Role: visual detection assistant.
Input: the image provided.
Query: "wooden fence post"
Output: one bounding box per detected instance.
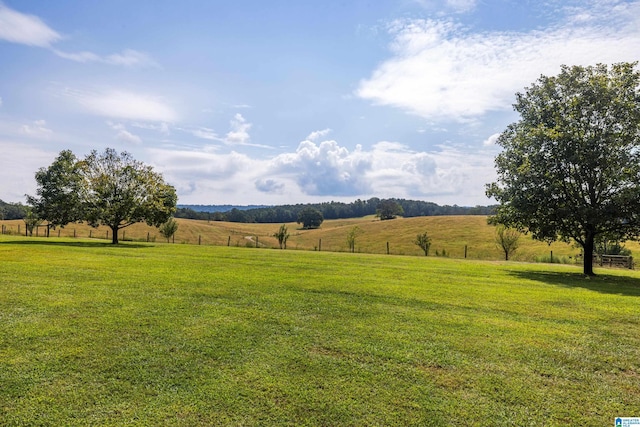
[387,242,390,255]
[228,236,231,246]
[465,245,468,259]
[319,239,322,251]
[199,235,201,245]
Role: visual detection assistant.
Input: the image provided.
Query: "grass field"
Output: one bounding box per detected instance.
[3,214,624,263]
[1,235,639,425]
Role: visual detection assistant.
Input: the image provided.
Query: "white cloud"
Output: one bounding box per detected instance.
[357,0,640,121]
[68,89,178,122]
[53,48,157,68]
[225,113,252,146]
[270,139,373,197]
[0,4,61,47]
[108,122,142,144]
[0,5,156,68]
[20,119,53,138]
[483,133,500,146]
[307,128,332,141]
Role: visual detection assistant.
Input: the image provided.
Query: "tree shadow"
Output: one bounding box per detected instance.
[0,239,151,249]
[508,270,640,297]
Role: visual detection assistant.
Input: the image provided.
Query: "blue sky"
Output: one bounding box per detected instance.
[1,0,639,206]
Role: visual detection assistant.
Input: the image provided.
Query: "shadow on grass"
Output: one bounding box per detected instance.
[509,270,640,297]
[0,239,151,249]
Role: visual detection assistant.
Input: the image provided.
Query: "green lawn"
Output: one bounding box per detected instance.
[1,236,639,425]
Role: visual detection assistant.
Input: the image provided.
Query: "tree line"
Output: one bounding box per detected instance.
[175,198,495,223]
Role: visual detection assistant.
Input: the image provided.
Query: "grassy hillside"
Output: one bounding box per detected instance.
[3,214,640,263]
[1,237,639,425]
[0,216,569,261]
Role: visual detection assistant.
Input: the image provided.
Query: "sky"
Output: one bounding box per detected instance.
[0,0,639,206]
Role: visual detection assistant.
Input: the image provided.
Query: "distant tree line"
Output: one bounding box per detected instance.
[0,200,28,220]
[175,198,495,223]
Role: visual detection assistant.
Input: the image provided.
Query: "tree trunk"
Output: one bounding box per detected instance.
[583,231,595,276]
[111,226,119,244]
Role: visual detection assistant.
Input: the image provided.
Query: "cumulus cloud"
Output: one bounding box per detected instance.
[357,0,640,121]
[146,135,498,205]
[68,89,177,122]
[0,4,61,47]
[270,139,373,196]
[307,128,332,141]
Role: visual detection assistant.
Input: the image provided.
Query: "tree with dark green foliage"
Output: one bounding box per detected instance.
[414,231,432,256]
[376,199,404,220]
[29,148,177,244]
[297,207,323,229]
[486,62,640,275]
[83,149,177,244]
[27,150,85,234]
[159,218,179,243]
[273,224,290,249]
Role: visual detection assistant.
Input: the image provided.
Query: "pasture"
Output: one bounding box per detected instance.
[1,215,619,262]
[1,235,639,425]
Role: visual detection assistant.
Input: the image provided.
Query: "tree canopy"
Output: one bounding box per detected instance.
[29,148,177,244]
[376,199,404,220]
[297,207,324,229]
[486,62,640,275]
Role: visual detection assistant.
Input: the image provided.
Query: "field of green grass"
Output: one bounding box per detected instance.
[1,235,639,425]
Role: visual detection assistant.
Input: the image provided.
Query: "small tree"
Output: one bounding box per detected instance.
[346,226,362,253]
[159,218,179,243]
[376,199,404,220]
[297,207,323,229]
[414,231,432,256]
[495,225,520,261]
[273,224,290,249]
[23,208,42,236]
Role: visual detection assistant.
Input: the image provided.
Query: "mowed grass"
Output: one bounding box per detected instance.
[1,236,640,425]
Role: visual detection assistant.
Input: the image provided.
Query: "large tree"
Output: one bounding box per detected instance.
[83,149,177,244]
[27,150,85,234]
[29,148,177,244]
[486,62,640,275]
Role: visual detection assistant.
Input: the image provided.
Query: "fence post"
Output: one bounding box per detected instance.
[319,239,322,251]
[74,229,76,238]
[147,232,150,242]
[550,250,553,263]
[199,235,201,245]
[387,242,390,255]
[464,245,468,258]
[58,229,61,238]
[228,236,231,247]
[106,230,109,240]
